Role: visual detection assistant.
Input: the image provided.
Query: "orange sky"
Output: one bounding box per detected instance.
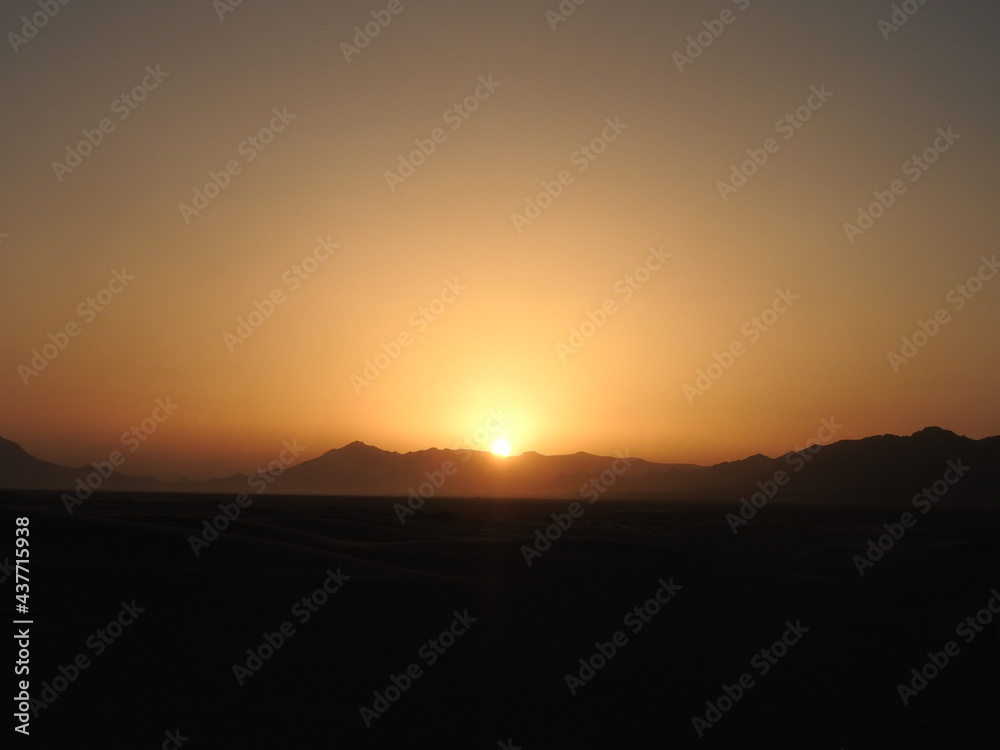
[2,0,998,480]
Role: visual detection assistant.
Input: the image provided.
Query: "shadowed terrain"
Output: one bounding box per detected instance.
[4,487,998,748]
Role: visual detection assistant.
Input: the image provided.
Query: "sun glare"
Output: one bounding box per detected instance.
[491,438,511,456]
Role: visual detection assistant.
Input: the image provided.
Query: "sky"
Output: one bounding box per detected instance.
[2,0,998,480]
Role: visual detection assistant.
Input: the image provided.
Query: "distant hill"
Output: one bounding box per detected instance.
[0,436,83,490]
[0,436,166,494]
[767,426,1000,502]
[0,428,997,501]
[268,441,689,498]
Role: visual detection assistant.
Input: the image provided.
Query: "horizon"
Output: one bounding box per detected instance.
[4,422,990,484]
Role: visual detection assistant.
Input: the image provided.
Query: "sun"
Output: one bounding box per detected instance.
[490,438,511,456]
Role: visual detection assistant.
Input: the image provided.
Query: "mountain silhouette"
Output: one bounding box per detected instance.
[763,426,1000,502]
[0,436,83,489]
[1,428,997,501]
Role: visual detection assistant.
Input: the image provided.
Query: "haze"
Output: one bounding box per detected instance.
[2,0,998,480]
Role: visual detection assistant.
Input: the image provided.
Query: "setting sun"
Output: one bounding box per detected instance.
[3,2,999,745]
[490,438,511,456]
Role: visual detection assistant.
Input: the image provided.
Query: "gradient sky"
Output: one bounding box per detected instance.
[2,0,998,480]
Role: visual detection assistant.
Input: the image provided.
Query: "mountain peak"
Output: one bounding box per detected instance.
[339,440,383,452]
[911,426,960,440]
[0,435,23,451]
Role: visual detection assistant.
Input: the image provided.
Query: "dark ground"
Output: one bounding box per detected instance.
[2,490,998,748]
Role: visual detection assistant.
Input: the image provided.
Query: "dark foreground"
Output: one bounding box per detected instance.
[2,491,999,748]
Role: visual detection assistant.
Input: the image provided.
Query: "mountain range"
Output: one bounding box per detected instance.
[1,427,998,502]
